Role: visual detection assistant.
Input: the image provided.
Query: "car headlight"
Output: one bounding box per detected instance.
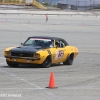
[34,53,40,58]
[4,51,11,56]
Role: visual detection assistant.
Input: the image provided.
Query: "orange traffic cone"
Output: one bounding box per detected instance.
[46,72,57,89]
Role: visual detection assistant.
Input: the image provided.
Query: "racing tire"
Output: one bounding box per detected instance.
[63,54,74,65]
[41,57,52,68]
[6,60,19,67]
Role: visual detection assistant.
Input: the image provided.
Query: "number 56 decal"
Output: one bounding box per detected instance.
[56,50,64,59]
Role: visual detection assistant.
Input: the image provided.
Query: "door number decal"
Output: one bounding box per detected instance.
[56,50,64,58]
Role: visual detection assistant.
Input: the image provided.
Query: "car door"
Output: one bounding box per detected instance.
[54,39,67,63]
[44,39,58,64]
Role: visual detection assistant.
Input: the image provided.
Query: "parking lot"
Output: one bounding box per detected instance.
[0,12,100,100]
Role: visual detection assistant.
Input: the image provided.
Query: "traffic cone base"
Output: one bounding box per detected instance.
[46,86,57,89]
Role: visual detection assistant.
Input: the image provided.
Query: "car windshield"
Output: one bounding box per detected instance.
[24,38,54,47]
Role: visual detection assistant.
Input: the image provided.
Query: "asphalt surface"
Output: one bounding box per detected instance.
[0,11,100,100]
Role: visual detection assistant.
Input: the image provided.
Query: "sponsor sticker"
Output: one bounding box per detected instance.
[30,38,51,41]
[47,49,51,55]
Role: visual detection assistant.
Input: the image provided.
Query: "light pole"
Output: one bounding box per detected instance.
[92,0,95,7]
[90,0,92,7]
[51,0,52,6]
[67,0,68,9]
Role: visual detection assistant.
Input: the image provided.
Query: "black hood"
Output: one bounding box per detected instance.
[10,45,44,53]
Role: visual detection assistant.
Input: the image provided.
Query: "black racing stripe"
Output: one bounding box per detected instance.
[47,49,51,55]
[10,46,44,53]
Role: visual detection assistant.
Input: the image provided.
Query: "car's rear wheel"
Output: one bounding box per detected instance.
[6,60,19,67]
[63,54,74,65]
[41,57,52,68]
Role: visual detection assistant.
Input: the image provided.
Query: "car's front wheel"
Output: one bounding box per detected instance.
[63,54,74,65]
[6,60,19,67]
[41,57,52,68]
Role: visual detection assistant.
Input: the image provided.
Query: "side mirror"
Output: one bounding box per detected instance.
[21,43,23,45]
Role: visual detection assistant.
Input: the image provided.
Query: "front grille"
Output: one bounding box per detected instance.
[11,52,34,57]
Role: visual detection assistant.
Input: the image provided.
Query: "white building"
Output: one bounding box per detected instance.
[57,0,100,10]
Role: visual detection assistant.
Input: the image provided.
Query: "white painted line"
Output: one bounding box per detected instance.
[0,69,42,89]
[0,69,62,100]
[0,88,45,90]
[0,69,43,89]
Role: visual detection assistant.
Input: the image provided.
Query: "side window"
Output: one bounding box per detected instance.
[55,40,60,47]
[55,40,66,48]
[59,40,66,48]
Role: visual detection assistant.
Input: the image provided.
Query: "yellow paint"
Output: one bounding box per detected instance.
[6,58,43,64]
[33,0,47,9]
[0,0,47,9]
[4,47,16,51]
[4,47,16,56]
[4,45,78,65]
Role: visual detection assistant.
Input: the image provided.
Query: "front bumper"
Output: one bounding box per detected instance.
[5,56,40,60]
[5,56,42,64]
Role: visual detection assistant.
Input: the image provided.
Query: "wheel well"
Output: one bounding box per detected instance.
[70,53,74,60]
[46,55,52,61]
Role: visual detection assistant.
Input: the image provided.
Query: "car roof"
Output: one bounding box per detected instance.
[27,36,69,45]
[28,36,64,40]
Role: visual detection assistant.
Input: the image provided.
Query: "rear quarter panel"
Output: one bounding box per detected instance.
[64,46,78,59]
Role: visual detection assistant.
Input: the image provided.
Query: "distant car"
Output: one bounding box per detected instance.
[4,36,78,68]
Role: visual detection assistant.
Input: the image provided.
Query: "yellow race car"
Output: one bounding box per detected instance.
[4,36,78,68]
